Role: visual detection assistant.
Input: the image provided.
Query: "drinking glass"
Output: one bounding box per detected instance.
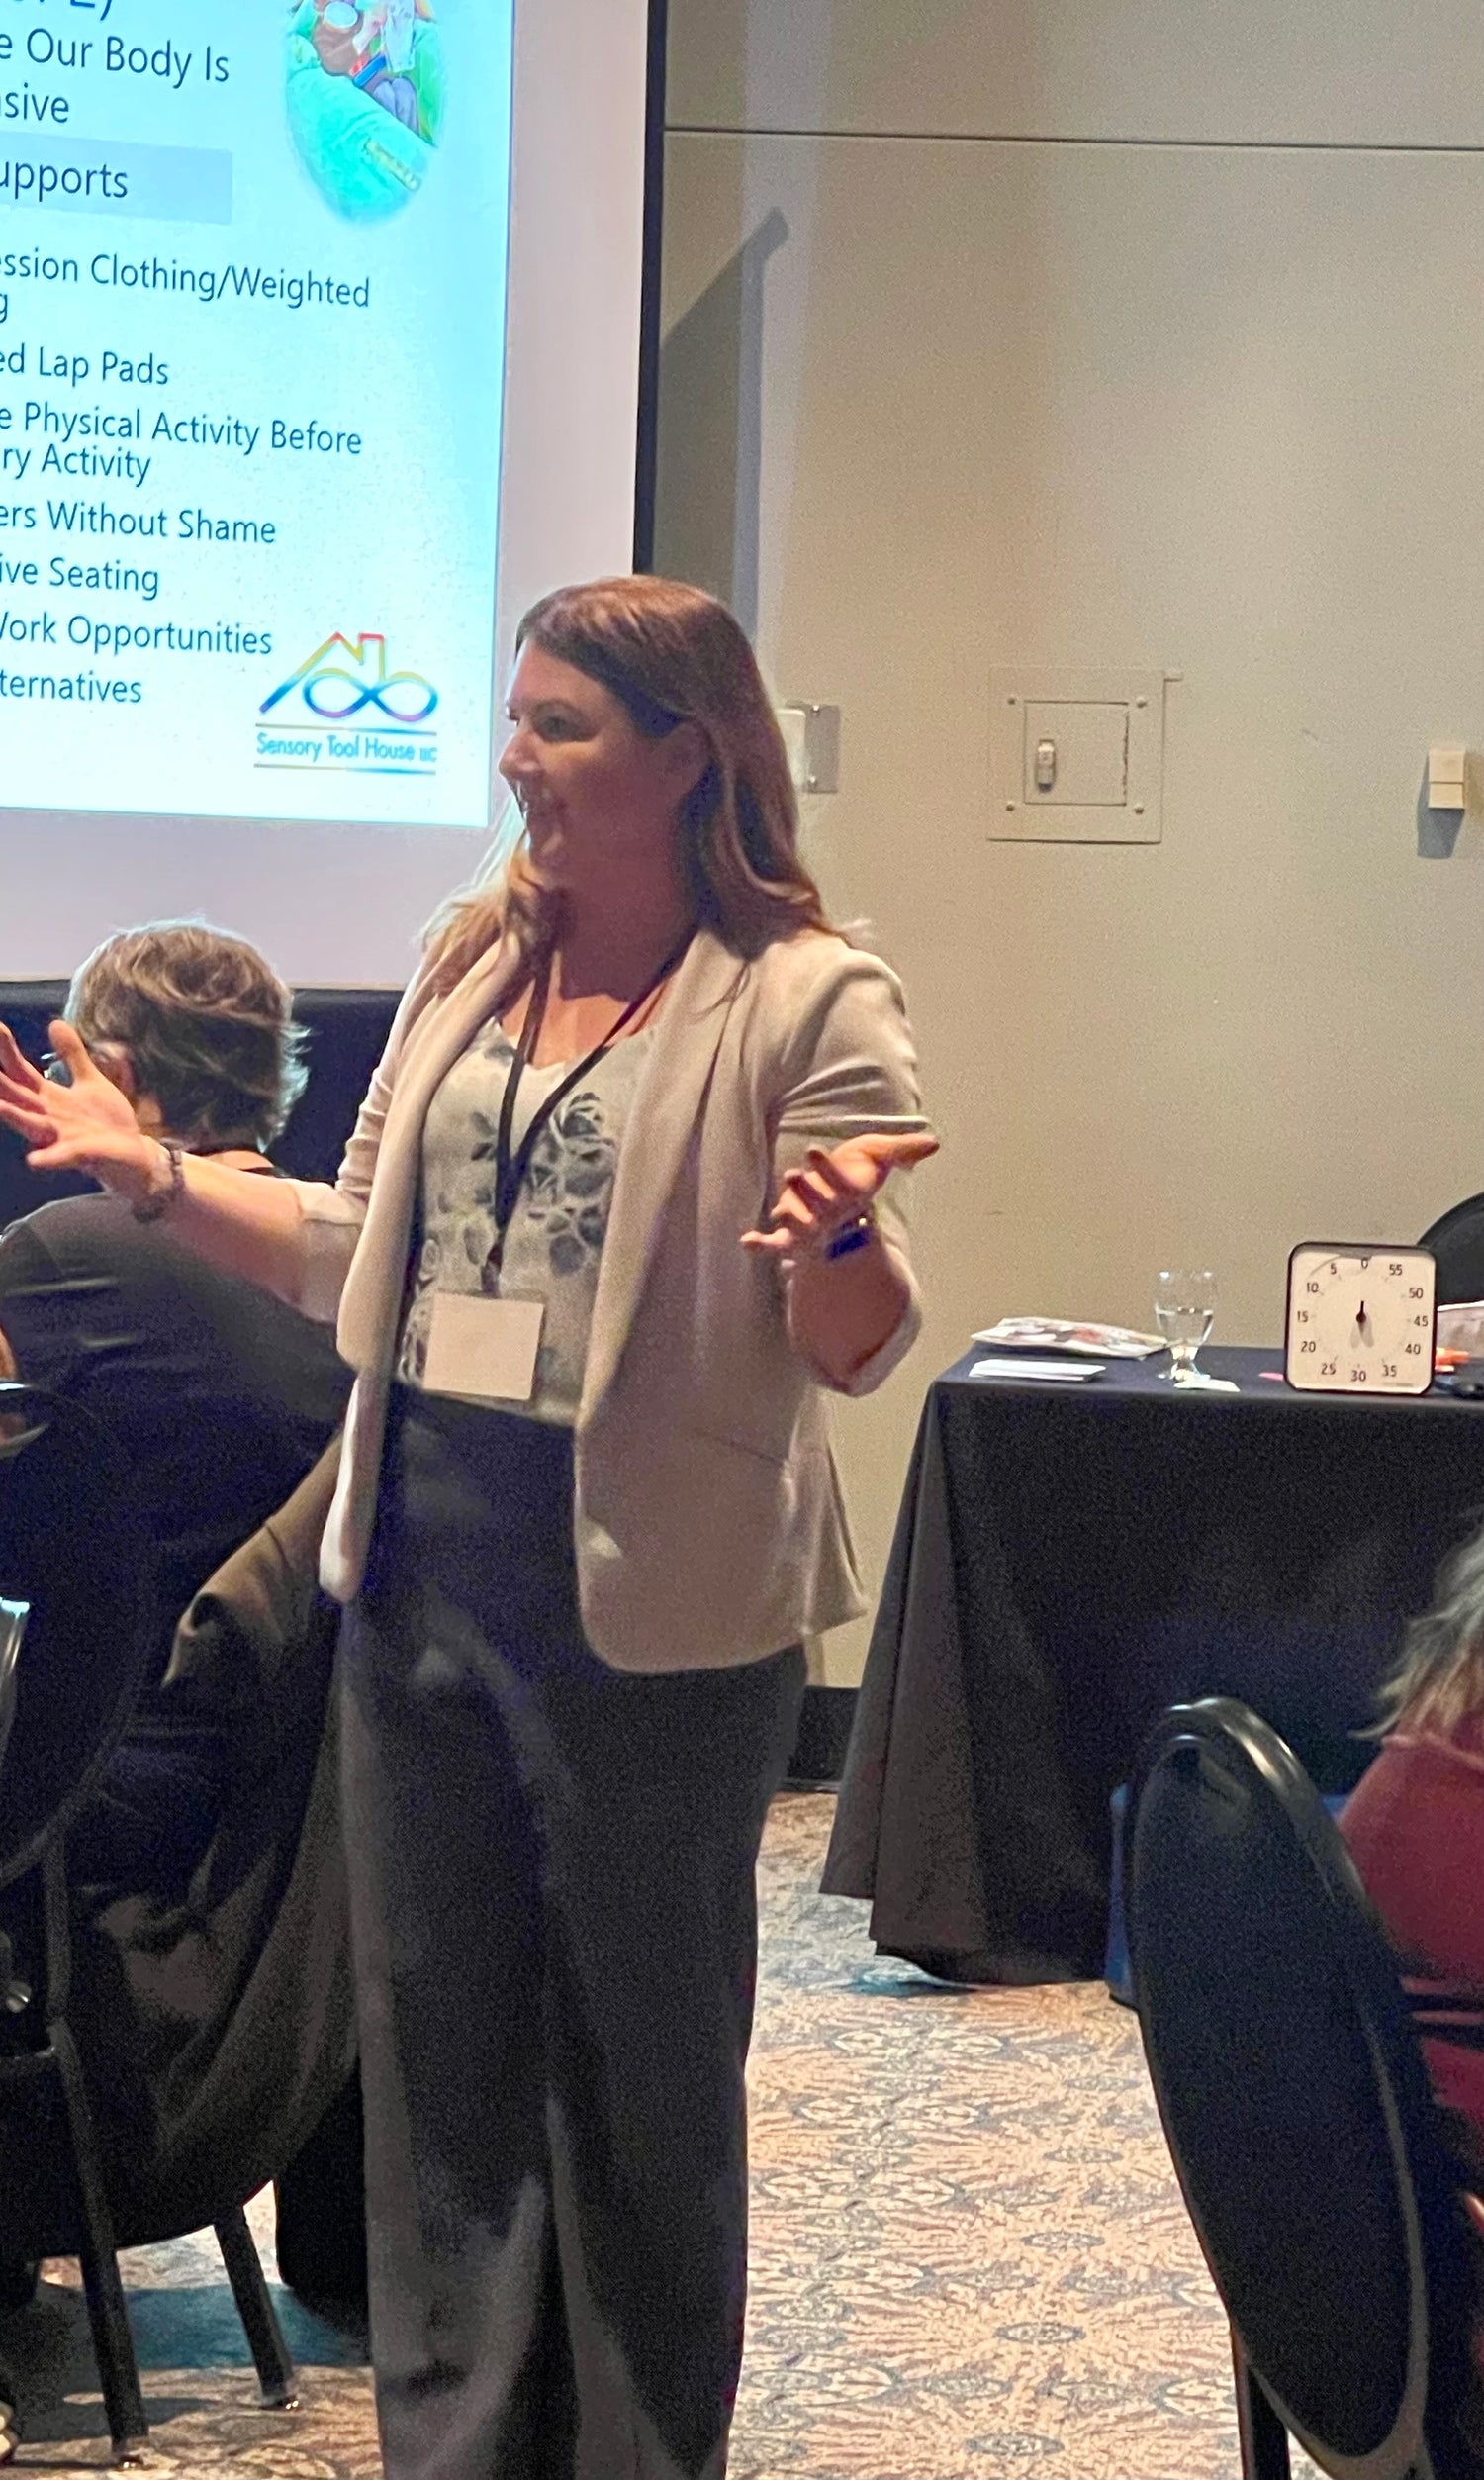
[1155,1268,1216,1383]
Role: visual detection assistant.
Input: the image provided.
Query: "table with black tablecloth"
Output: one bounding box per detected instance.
[821,1345,1484,1983]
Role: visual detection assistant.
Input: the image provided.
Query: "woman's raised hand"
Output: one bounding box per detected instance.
[0,1019,156,1197]
[742,1130,939,1259]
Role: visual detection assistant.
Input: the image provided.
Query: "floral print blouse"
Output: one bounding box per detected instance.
[396,1016,656,1426]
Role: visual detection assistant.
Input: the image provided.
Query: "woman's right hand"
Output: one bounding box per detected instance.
[0,1019,160,1202]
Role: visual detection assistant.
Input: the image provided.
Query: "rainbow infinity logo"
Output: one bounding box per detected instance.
[259,631,438,724]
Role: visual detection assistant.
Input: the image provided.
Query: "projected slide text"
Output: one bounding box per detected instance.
[0,0,512,828]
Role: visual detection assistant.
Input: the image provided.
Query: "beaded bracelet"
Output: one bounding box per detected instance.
[132,1137,185,1225]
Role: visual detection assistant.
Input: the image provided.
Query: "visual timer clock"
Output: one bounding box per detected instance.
[1283,1244,1437,1395]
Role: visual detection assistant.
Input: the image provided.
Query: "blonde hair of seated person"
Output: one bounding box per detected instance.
[1374,1527,1484,1739]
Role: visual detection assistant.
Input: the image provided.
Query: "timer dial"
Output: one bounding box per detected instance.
[1284,1244,1437,1395]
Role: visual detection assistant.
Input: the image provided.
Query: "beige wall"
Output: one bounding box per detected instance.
[657,2,1484,1682]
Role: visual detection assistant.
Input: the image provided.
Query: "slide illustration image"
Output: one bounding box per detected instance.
[0,0,510,834]
[286,0,445,221]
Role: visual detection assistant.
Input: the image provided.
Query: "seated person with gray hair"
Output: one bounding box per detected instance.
[0,921,350,1887]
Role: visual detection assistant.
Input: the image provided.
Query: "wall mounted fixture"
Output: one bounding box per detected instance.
[989,667,1170,842]
[1426,745,1468,811]
[778,703,841,795]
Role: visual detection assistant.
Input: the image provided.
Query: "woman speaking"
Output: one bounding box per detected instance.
[0,575,935,2479]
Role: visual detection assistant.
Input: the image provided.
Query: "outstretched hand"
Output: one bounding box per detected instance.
[741,1130,939,1260]
[0,1019,148,1187]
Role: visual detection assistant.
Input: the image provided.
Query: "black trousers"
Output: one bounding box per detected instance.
[340,1388,804,2480]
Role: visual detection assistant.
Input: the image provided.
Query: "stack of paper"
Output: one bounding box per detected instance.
[973,1318,1162,1360]
[1438,1301,1484,1357]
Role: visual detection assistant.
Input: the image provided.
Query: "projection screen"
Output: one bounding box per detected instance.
[0,0,655,985]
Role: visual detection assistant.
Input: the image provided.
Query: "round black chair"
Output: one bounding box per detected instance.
[0,1382,298,2460]
[1127,1697,1482,2480]
[1420,1193,1484,1307]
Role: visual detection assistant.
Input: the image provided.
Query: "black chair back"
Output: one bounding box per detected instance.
[0,1380,299,2454]
[0,1597,25,1781]
[1420,1193,1484,1307]
[1128,1698,1481,2480]
[0,1383,152,1889]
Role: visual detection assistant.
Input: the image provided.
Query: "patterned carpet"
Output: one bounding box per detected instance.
[0,1793,1305,2478]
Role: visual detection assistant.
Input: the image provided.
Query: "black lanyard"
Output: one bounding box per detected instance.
[490,936,690,1267]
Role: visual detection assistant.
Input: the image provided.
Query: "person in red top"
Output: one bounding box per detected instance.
[1343,1525,1484,2449]
[1344,1531,1484,2188]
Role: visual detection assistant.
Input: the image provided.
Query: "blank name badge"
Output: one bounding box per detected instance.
[423,1294,545,1403]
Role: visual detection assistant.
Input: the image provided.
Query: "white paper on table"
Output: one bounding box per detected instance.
[969,1357,1105,1383]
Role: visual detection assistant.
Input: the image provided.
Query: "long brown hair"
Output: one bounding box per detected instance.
[425,575,831,991]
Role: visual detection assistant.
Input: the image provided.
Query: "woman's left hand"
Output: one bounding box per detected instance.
[741,1131,939,1260]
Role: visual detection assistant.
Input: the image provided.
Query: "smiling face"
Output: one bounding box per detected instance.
[498,642,704,906]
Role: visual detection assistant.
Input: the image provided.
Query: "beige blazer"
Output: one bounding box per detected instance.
[282,925,931,1671]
